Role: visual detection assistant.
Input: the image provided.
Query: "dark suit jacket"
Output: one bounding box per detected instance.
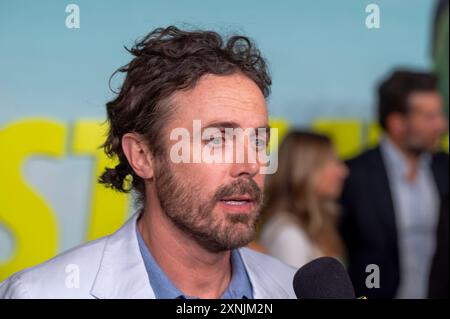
[428,194,449,298]
[339,146,449,299]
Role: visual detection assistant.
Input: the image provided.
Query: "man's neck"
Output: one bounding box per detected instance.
[137,193,232,299]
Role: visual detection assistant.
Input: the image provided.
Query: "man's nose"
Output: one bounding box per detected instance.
[229,140,260,178]
[230,160,259,178]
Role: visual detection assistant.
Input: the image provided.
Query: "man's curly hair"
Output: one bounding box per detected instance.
[99,25,272,199]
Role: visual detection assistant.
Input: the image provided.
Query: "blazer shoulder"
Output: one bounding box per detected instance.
[345,147,381,169]
[240,247,297,298]
[432,151,449,167]
[0,235,109,298]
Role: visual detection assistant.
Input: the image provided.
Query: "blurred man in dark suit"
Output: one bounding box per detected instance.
[340,70,449,299]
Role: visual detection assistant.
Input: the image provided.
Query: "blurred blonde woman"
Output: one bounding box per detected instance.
[259,131,348,268]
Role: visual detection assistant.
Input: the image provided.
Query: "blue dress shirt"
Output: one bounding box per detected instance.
[380,137,439,298]
[136,226,254,299]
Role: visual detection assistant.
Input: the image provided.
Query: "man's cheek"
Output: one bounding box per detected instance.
[255,175,265,190]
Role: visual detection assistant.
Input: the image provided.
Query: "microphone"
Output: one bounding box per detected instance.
[293,257,356,299]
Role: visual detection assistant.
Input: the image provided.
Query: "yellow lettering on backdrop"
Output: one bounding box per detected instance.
[312,119,362,159]
[0,119,63,281]
[367,122,382,148]
[268,117,290,151]
[442,133,449,153]
[72,120,129,241]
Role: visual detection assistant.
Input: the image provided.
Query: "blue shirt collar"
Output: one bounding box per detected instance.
[136,224,253,299]
[380,136,432,179]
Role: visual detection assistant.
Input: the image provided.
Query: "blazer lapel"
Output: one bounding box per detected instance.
[239,248,293,299]
[371,147,398,249]
[90,213,155,299]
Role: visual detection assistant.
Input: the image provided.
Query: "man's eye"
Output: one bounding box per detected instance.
[252,138,267,150]
[208,136,224,146]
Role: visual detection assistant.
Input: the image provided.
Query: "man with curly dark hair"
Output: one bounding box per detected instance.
[0,26,296,299]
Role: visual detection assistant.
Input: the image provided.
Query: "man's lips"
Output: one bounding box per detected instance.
[218,195,256,212]
[220,195,254,201]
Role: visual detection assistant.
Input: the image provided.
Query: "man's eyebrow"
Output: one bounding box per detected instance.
[202,121,240,129]
[202,121,271,131]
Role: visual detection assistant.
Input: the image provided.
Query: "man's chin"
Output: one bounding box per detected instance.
[218,232,256,251]
[196,230,256,253]
[207,219,257,251]
[406,138,443,154]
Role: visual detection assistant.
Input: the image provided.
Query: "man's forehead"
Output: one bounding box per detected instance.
[408,91,442,112]
[170,74,268,129]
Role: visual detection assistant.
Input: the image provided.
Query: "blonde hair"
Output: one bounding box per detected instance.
[260,131,344,257]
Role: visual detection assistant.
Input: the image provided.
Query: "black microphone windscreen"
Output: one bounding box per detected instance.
[293,257,356,299]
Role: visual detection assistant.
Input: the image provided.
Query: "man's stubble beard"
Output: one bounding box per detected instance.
[404,128,436,156]
[153,158,263,253]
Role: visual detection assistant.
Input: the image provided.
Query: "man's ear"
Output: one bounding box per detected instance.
[121,133,154,179]
[386,113,407,138]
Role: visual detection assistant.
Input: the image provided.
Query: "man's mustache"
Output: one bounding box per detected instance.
[213,178,262,203]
